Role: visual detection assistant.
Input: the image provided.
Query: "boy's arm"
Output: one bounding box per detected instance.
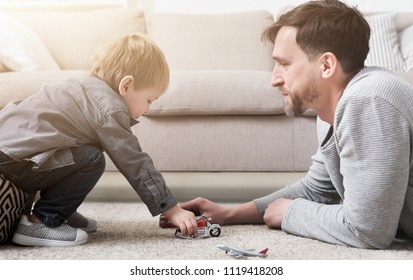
[97,113,177,216]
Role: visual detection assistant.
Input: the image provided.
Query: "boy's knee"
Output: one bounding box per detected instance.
[91,147,105,167]
[90,147,106,176]
[74,145,106,172]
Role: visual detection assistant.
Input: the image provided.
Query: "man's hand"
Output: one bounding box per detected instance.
[180,197,229,225]
[263,198,292,228]
[161,205,198,236]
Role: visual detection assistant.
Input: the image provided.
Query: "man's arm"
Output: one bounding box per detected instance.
[180,198,264,225]
[180,118,340,226]
[254,119,340,215]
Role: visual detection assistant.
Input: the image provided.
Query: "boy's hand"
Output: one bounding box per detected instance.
[161,205,198,237]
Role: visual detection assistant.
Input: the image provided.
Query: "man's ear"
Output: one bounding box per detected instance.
[118,75,135,96]
[319,52,338,79]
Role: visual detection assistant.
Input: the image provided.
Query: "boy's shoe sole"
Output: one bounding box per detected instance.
[12,215,88,247]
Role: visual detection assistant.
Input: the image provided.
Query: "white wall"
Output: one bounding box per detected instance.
[146,0,413,14]
[1,0,412,13]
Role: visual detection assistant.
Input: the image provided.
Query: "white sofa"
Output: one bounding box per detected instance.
[0,7,412,202]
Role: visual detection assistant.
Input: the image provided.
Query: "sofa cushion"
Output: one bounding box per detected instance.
[0,70,89,108]
[147,11,275,71]
[6,8,146,70]
[147,71,286,116]
[0,12,59,71]
[365,13,406,71]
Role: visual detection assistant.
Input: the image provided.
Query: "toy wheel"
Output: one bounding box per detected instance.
[209,227,221,237]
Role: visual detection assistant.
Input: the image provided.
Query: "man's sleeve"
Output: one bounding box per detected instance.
[254,147,339,214]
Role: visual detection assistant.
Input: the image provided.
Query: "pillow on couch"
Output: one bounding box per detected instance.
[365,13,406,71]
[0,63,10,73]
[0,70,89,108]
[8,8,146,70]
[399,24,413,71]
[147,71,317,117]
[147,11,275,71]
[0,174,29,243]
[147,71,285,116]
[0,13,60,71]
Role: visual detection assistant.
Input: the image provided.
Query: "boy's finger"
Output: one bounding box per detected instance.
[178,223,188,235]
[189,219,198,236]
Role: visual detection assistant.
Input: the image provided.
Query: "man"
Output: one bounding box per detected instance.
[181,0,413,249]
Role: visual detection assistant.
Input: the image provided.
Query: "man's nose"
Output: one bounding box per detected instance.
[271,70,284,88]
[271,63,284,87]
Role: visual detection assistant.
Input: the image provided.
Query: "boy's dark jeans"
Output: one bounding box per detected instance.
[0,145,105,227]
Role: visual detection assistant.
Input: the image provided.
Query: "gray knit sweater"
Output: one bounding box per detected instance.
[254,66,413,249]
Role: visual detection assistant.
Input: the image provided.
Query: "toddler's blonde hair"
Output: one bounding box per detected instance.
[91,34,169,94]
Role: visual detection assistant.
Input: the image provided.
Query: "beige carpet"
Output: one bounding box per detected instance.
[1,202,413,260]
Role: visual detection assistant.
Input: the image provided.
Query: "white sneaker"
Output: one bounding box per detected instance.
[12,215,88,247]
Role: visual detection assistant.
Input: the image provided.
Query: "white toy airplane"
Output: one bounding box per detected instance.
[217,244,269,259]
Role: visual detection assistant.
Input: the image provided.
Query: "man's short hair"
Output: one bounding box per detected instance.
[262,0,370,74]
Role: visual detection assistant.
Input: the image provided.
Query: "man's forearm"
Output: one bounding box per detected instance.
[224,201,264,225]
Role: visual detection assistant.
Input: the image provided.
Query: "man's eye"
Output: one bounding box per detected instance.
[274,61,288,69]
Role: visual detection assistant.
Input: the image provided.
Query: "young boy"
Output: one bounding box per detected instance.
[0,34,198,246]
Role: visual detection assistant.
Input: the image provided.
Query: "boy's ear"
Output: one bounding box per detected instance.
[118,75,135,96]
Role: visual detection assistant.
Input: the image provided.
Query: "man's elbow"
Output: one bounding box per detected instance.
[347,224,395,249]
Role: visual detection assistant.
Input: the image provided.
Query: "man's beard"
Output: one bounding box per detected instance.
[282,82,319,117]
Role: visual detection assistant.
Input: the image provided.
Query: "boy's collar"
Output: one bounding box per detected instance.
[130,117,139,126]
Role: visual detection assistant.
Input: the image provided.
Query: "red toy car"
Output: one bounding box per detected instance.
[159,215,221,239]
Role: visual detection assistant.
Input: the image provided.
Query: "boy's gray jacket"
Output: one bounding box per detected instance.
[0,76,176,216]
[255,67,413,249]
